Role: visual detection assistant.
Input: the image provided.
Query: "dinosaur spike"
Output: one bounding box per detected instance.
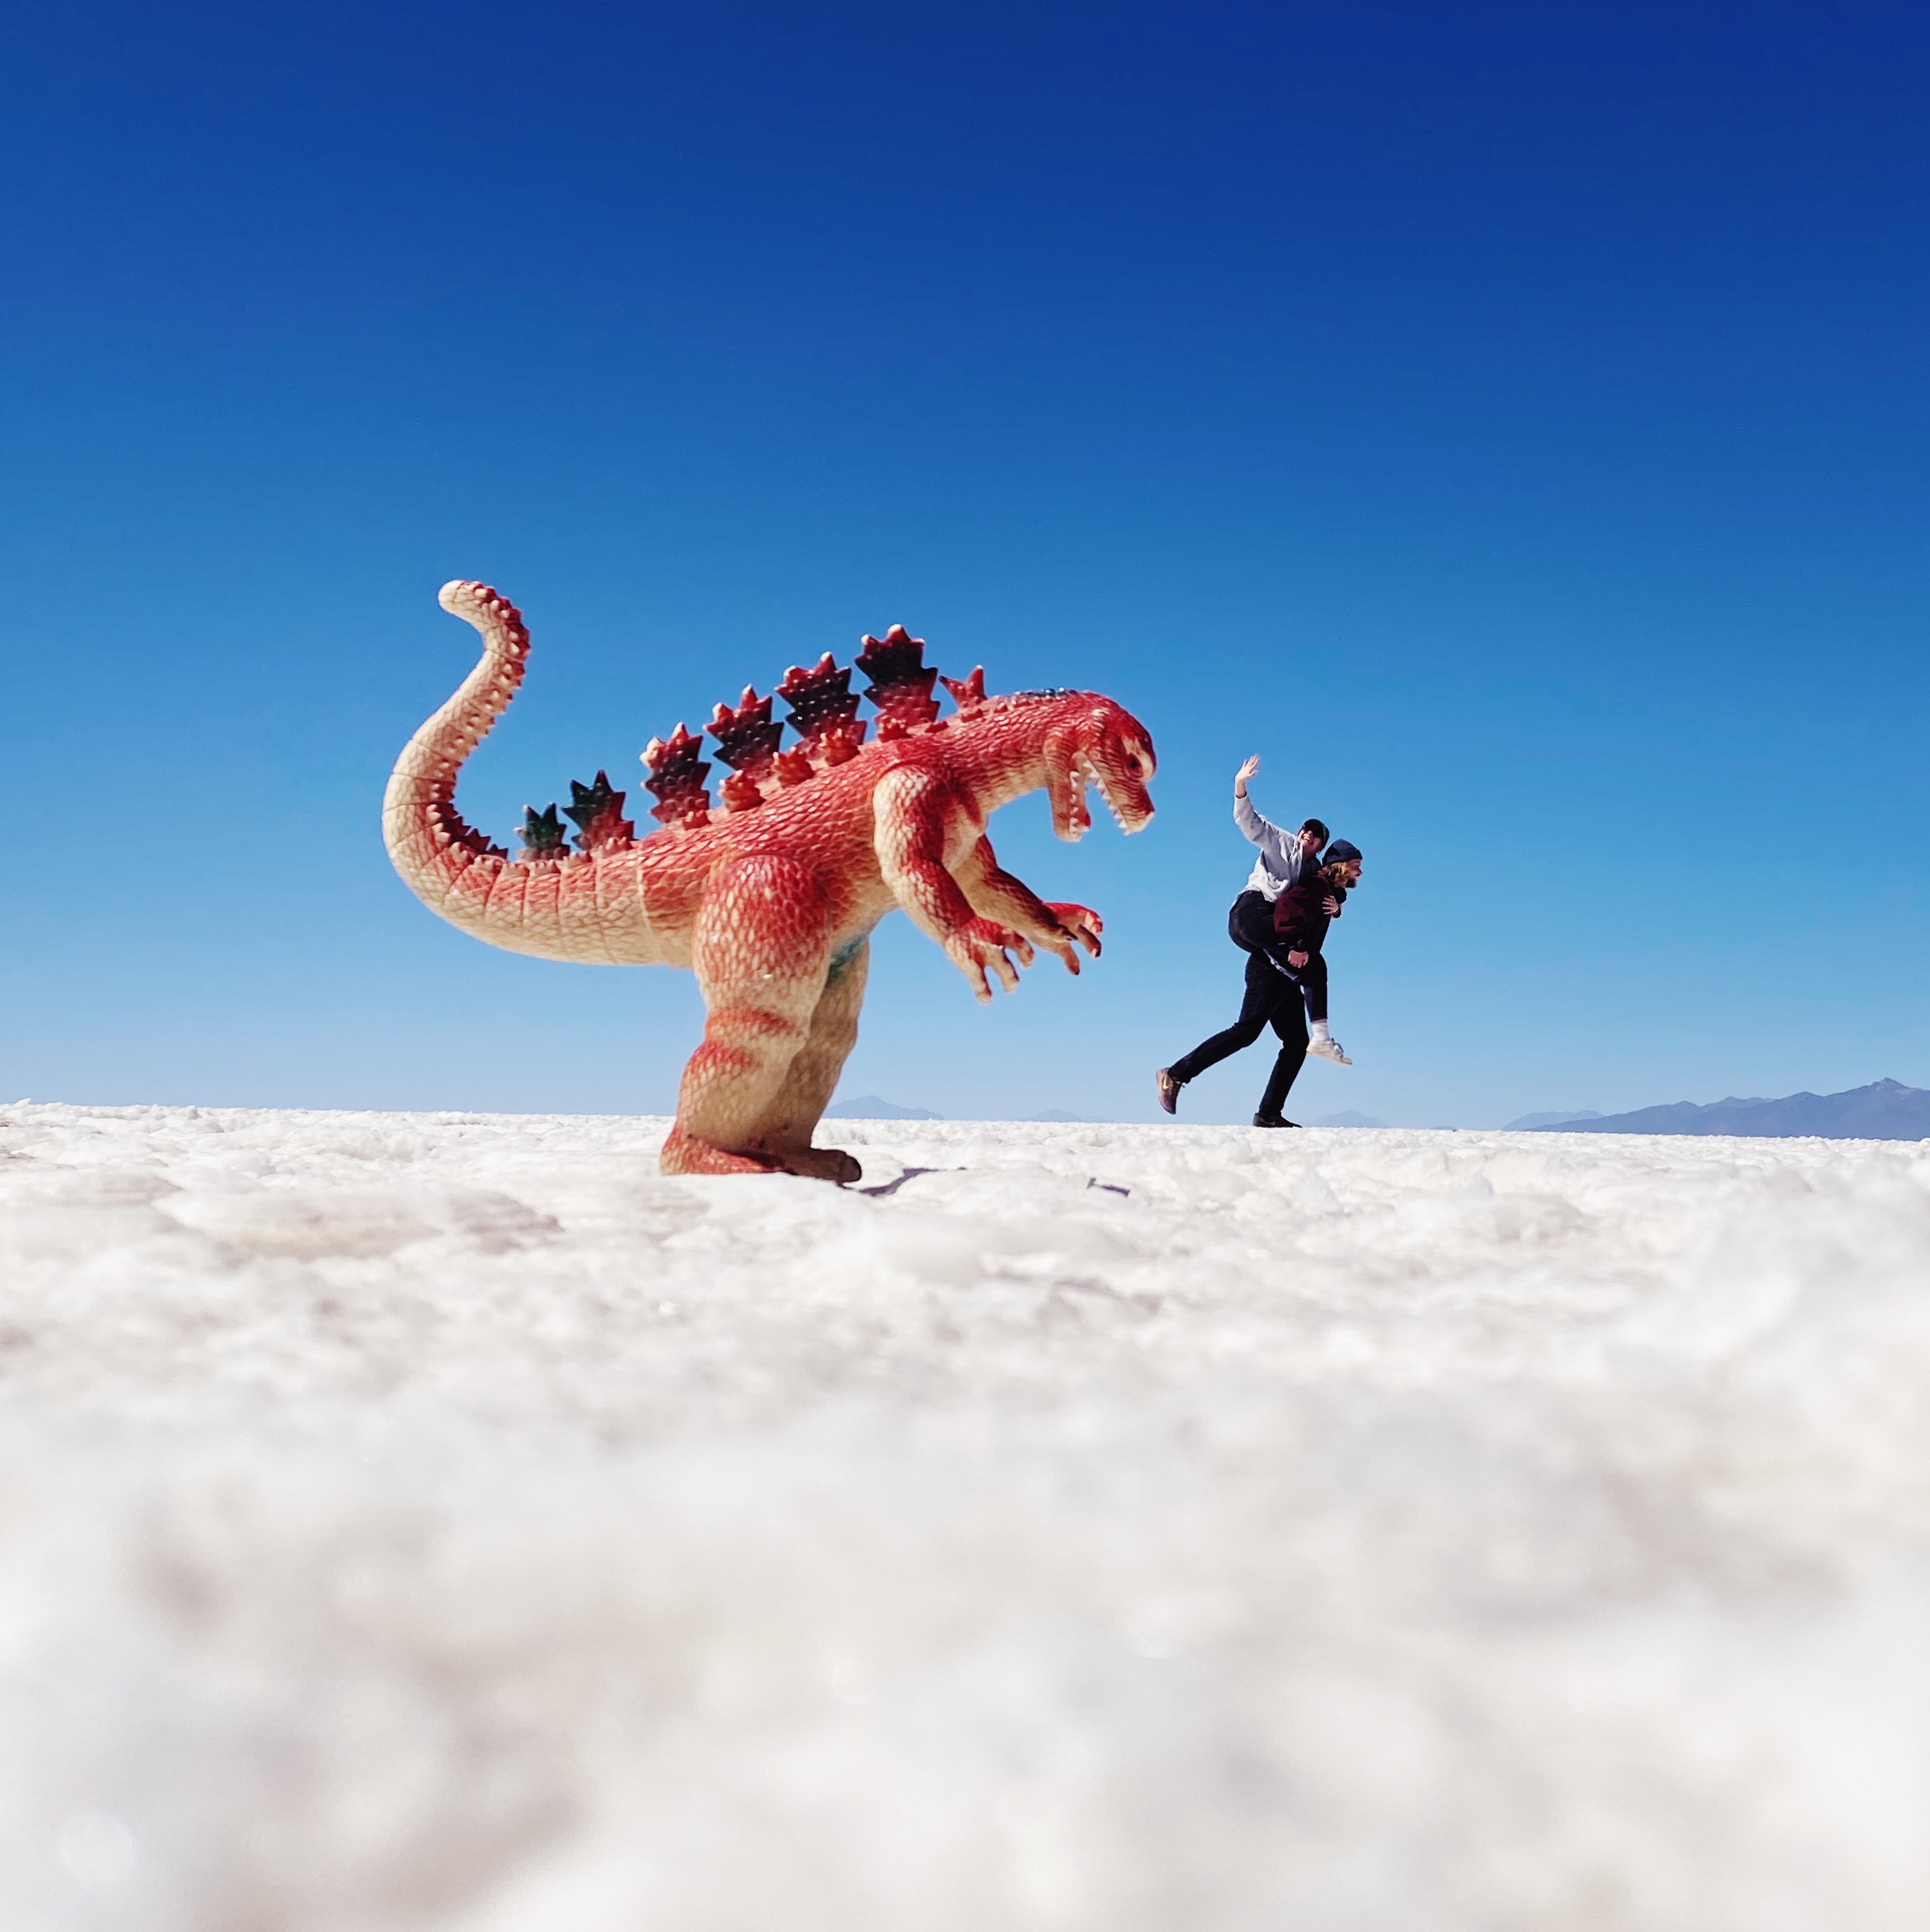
[818,722,865,765]
[519,802,567,856]
[706,686,785,779]
[776,653,864,755]
[720,771,767,812]
[940,666,987,709]
[563,770,637,852]
[641,723,712,828]
[432,801,498,857]
[856,624,940,731]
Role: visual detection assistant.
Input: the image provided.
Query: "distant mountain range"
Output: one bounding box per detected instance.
[815,1081,1930,1138]
[823,1096,944,1120]
[1527,1078,1930,1141]
[823,1098,1094,1123]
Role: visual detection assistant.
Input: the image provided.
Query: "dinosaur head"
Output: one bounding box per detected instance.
[1042,695,1157,841]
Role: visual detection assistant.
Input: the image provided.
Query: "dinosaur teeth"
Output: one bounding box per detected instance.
[1066,767,1092,832]
[1080,755,1128,830]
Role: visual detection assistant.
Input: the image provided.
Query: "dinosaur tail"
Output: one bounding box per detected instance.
[382,579,527,923]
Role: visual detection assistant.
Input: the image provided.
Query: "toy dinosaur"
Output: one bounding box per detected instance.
[383,581,1157,1179]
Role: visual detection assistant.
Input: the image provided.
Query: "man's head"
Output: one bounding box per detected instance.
[1297,818,1329,858]
[1322,838,1362,887]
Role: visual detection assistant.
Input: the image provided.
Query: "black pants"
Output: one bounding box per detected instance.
[1227,889,1326,1022]
[1292,950,1328,1025]
[1168,948,1310,1118]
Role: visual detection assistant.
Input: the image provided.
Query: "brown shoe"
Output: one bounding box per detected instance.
[1155,1067,1183,1114]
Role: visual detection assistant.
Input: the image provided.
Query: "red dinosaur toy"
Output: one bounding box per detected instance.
[383,582,1157,1179]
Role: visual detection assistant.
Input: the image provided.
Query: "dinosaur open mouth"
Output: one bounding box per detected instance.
[1057,765,1092,837]
[1077,752,1146,833]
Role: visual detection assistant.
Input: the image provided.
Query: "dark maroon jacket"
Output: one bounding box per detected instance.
[1270,870,1348,954]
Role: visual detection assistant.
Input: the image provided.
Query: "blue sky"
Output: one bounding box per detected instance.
[2,0,1924,1127]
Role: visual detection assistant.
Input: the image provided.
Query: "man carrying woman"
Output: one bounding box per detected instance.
[1155,755,1364,1129]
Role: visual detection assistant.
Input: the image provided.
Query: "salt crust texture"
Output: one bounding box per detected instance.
[3,1102,1929,1930]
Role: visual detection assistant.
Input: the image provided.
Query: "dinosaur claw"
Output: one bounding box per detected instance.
[774,1146,863,1184]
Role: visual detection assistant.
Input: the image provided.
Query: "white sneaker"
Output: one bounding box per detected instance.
[1305,1035,1352,1064]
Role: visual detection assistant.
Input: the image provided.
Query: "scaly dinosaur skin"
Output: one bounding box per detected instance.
[383,581,1157,1180]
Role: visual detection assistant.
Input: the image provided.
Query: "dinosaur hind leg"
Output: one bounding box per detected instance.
[659,857,833,1177]
[745,937,870,1183]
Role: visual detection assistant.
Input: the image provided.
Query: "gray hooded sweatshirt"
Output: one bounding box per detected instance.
[1233,789,1312,902]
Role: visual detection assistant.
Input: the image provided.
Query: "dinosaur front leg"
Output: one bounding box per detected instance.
[955,835,1104,975]
[874,770,1036,1003]
[745,938,869,1184]
[660,857,833,1177]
